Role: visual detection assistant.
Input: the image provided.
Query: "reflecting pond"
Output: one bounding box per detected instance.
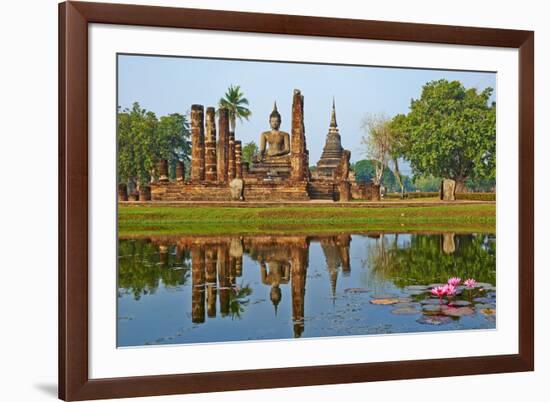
[117,233,496,347]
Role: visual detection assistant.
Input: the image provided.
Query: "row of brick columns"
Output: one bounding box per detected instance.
[189,105,242,183]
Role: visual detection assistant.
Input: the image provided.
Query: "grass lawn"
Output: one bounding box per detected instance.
[118,202,496,236]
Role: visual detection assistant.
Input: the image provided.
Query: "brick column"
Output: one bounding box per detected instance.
[228,131,236,180]
[235,140,243,179]
[118,183,128,201]
[176,160,185,182]
[204,107,217,182]
[190,104,205,182]
[158,159,169,182]
[291,89,308,181]
[217,108,229,183]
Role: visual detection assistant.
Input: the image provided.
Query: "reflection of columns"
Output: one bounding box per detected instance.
[217,108,229,183]
[204,107,217,182]
[338,235,351,276]
[191,105,205,182]
[175,244,185,265]
[291,243,308,338]
[442,233,456,254]
[159,244,169,266]
[217,243,231,316]
[230,238,244,277]
[176,160,185,182]
[205,246,218,318]
[235,141,243,179]
[191,246,206,323]
[228,132,236,180]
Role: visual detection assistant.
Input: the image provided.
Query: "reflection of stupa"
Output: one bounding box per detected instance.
[320,235,352,301]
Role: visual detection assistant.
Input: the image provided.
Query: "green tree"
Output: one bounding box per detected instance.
[218,84,252,133]
[413,175,442,192]
[117,102,158,191]
[361,113,407,197]
[396,80,496,192]
[117,103,190,189]
[241,141,259,164]
[156,113,191,179]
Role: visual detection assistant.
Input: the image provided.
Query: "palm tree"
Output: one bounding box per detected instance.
[218,84,252,133]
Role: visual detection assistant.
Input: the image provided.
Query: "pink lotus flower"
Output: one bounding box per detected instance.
[431,286,447,303]
[464,278,477,289]
[447,277,461,287]
[443,284,457,296]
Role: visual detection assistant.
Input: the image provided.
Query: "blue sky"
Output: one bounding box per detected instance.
[118,54,496,174]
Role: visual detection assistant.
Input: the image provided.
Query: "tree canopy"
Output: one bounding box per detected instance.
[218,84,252,133]
[394,79,496,191]
[117,102,190,188]
[241,141,259,164]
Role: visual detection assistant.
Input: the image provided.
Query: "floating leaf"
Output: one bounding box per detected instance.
[420,298,446,305]
[442,307,475,317]
[474,297,495,304]
[370,298,400,305]
[416,316,453,325]
[448,300,471,307]
[392,304,421,315]
[345,288,370,294]
[371,293,400,299]
[404,285,429,291]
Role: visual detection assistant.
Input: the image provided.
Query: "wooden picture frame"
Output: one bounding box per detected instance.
[59,1,534,400]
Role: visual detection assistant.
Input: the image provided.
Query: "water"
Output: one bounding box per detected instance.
[117,233,496,347]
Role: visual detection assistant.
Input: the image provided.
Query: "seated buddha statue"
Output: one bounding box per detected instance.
[251,102,292,177]
[257,102,290,163]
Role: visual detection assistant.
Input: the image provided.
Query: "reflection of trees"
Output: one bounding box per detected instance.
[118,239,190,300]
[364,234,496,288]
[227,284,253,320]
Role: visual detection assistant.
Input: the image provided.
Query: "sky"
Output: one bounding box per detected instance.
[118,54,496,175]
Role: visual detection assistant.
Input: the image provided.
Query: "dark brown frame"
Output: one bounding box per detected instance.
[59,1,534,400]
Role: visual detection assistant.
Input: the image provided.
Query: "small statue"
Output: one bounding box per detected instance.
[258,102,290,161]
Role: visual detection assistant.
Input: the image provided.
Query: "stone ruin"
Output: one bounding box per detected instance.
[119,89,378,202]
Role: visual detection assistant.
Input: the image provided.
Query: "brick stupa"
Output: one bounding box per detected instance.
[316,99,344,178]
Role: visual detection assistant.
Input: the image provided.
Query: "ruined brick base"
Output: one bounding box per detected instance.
[150,180,379,202]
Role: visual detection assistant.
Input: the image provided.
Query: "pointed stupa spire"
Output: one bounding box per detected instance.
[330,97,337,128]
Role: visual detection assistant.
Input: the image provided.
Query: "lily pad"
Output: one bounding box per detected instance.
[392,305,421,315]
[422,304,445,313]
[420,298,446,305]
[404,285,429,291]
[370,298,400,305]
[371,293,400,299]
[474,282,494,288]
[416,315,453,325]
[475,303,496,310]
[404,289,427,296]
[448,300,471,307]
[442,307,475,317]
[345,288,370,294]
[474,297,495,304]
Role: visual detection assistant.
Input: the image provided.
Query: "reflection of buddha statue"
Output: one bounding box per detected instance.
[260,260,290,315]
[258,102,290,160]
